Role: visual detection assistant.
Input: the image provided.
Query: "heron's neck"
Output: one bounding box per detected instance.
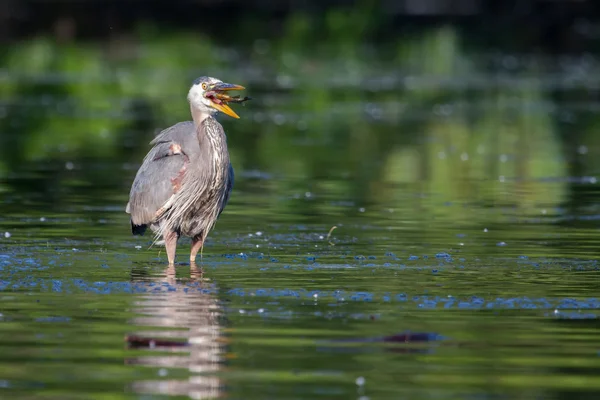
[190,105,214,126]
[197,115,228,167]
[195,114,229,191]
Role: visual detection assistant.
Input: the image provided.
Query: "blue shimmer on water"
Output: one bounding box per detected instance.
[1,276,598,318]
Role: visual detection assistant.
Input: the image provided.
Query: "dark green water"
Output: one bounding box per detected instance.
[2,31,600,399]
[2,178,600,400]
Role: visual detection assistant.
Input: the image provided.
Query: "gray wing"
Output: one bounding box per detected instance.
[126,122,194,230]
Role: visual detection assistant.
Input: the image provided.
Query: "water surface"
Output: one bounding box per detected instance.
[1,42,600,399]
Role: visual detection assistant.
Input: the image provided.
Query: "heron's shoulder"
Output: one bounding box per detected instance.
[150,121,195,145]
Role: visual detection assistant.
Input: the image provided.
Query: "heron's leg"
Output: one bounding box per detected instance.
[190,235,204,263]
[164,231,178,265]
[190,261,203,280]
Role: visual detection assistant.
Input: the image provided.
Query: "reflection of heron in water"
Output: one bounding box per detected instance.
[125,263,224,399]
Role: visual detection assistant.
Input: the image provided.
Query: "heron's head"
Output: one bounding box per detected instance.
[188,76,245,119]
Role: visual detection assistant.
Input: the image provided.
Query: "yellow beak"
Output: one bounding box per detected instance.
[209,82,246,119]
[211,102,240,119]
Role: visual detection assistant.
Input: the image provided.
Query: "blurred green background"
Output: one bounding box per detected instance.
[1,0,600,221]
[3,3,600,399]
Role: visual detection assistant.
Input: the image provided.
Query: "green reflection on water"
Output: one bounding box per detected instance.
[4,22,599,214]
[1,18,600,400]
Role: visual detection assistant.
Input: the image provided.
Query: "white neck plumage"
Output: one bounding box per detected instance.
[191,104,215,126]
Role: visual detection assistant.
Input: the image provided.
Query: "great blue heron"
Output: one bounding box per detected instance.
[126,76,248,265]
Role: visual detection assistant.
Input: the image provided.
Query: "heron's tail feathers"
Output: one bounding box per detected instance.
[131,221,147,236]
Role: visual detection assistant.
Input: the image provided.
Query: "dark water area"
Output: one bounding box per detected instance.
[2,9,600,399]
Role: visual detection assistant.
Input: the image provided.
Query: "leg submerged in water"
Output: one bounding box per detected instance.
[190,261,203,279]
[164,230,179,265]
[190,234,204,263]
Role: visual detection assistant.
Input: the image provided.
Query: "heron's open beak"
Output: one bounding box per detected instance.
[208,82,246,119]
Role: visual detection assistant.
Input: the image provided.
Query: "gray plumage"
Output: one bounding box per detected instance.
[127,118,233,237]
[126,76,243,264]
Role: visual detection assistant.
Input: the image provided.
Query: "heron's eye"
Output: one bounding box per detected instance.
[201,83,208,90]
